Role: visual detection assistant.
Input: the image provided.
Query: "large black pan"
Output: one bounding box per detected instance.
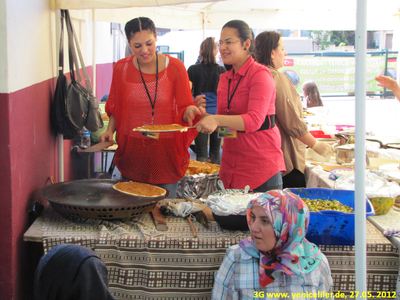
[37,179,169,221]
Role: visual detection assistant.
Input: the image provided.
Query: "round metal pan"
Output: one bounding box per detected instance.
[37,179,169,221]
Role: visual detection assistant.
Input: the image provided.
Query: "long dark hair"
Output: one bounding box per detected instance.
[222,20,254,53]
[254,31,281,69]
[200,37,217,65]
[302,81,324,107]
[125,17,156,42]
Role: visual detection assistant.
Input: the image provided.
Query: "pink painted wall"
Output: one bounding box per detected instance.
[0,62,114,300]
[0,78,59,300]
[96,63,114,99]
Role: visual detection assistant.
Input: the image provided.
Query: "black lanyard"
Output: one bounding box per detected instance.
[227,76,242,115]
[138,53,159,123]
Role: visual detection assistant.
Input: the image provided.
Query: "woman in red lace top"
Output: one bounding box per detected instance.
[100,17,203,198]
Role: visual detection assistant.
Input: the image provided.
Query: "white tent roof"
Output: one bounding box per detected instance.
[59,0,399,31]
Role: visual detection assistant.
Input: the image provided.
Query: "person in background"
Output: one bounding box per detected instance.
[195,20,285,192]
[211,190,333,299]
[254,31,334,189]
[34,244,116,300]
[100,17,203,198]
[302,81,324,108]
[187,37,226,164]
[375,75,400,101]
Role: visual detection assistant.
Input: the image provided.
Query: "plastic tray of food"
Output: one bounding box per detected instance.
[285,188,375,245]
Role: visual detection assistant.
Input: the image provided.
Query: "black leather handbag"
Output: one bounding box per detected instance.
[51,10,103,139]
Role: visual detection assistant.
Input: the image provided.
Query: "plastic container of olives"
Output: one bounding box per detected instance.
[285,188,375,245]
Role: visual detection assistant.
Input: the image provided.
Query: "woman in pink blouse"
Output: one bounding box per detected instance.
[195,20,285,192]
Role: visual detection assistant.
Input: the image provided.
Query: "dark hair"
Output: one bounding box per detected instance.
[254,31,281,69]
[200,37,217,65]
[125,17,156,42]
[302,81,324,107]
[222,20,254,53]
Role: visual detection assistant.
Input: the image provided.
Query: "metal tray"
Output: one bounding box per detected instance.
[37,179,169,221]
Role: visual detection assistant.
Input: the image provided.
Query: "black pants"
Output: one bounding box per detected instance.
[282,168,306,189]
[195,131,221,165]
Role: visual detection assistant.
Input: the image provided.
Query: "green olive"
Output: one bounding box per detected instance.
[302,198,353,213]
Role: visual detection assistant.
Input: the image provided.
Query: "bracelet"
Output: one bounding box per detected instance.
[312,141,319,150]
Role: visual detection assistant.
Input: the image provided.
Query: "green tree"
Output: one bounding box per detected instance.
[308,30,332,50]
[330,31,355,46]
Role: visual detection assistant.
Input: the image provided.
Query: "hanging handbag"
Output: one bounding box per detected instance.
[50,10,103,139]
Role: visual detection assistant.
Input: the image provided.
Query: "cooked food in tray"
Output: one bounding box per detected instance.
[303,198,353,213]
[132,124,193,132]
[113,181,166,197]
[303,111,314,117]
[185,160,220,175]
[101,112,110,121]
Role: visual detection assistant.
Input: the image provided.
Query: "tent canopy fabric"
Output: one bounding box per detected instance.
[59,0,399,31]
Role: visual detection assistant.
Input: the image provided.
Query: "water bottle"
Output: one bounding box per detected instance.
[81,127,91,149]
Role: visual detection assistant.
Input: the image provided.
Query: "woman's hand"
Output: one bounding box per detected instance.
[313,141,334,157]
[196,115,219,134]
[183,105,205,126]
[99,130,115,144]
[375,75,400,101]
[375,75,399,91]
[194,94,207,110]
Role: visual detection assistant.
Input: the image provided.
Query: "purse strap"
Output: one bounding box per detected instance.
[58,10,65,76]
[63,10,93,94]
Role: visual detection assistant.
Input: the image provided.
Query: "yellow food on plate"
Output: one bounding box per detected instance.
[303,111,314,117]
[133,124,188,132]
[186,160,220,175]
[113,181,166,197]
[101,113,110,121]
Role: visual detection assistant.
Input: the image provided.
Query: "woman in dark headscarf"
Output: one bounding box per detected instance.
[34,244,115,300]
[212,190,333,299]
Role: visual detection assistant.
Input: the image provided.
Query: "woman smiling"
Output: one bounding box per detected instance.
[100,17,203,198]
[195,20,285,192]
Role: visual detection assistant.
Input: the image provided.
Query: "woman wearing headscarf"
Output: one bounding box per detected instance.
[254,31,334,189]
[211,190,333,299]
[34,244,116,300]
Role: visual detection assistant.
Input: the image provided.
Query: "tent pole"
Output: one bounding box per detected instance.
[355,0,367,294]
[56,9,64,183]
[202,10,206,40]
[92,9,96,97]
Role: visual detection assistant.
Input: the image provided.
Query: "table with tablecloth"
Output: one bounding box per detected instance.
[24,203,399,299]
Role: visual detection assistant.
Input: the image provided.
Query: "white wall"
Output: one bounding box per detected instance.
[0,0,7,93]
[0,4,118,94]
[4,0,55,93]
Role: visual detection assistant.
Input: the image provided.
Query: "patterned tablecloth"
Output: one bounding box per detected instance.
[40,206,399,299]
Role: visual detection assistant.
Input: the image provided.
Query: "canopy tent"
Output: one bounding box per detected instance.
[57,0,400,32]
[52,0,399,294]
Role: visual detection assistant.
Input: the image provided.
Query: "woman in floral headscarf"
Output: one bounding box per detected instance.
[211,190,333,300]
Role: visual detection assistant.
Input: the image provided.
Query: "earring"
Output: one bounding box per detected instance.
[244,47,247,50]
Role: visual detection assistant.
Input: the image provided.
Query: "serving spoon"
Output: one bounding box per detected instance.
[217,180,227,194]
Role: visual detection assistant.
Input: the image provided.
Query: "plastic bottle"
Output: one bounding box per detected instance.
[81,127,91,149]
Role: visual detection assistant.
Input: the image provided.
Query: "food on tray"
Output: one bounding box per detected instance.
[185,160,220,175]
[303,198,354,213]
[303,111,314,117]
[133,124,189,132]
[101,112,109,121]
[333,170,353,176]
[113,181,166,197]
